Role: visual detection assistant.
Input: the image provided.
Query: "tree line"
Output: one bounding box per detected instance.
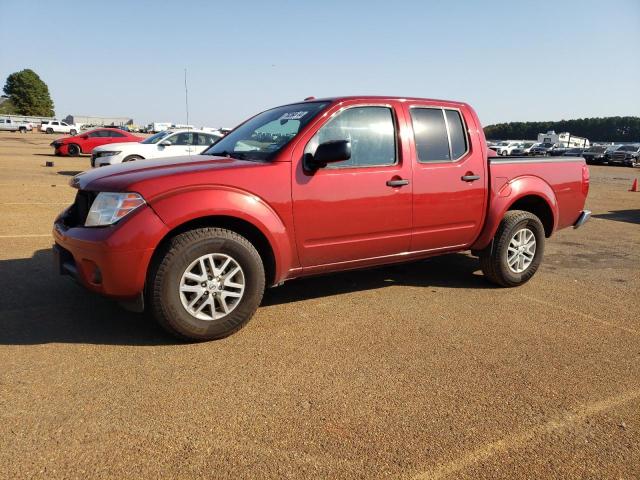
[2,69,55,117]
[484,117,640,142]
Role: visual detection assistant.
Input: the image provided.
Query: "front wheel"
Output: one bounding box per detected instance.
[46,128,53,134]
[479,210,545,287]
[67,144,80,156]
[148,228,265,341]
[123,155,143,162]
[70,129,77,135]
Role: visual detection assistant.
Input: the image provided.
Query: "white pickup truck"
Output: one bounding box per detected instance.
[40,120,79,135]
[0,118,32,133]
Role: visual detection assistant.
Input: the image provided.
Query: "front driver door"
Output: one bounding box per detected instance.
[291,102,413,270]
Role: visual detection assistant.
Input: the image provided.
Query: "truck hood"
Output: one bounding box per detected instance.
[71,155,271,198]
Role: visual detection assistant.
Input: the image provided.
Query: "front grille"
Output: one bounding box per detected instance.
[63,190,97,227]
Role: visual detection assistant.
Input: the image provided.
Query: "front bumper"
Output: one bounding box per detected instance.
[52,143,69,156]
[52,205,170,300]
[573,210,591,229]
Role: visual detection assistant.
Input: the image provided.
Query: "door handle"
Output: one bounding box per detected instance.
[386,179,410,187]
[461,174,480,182]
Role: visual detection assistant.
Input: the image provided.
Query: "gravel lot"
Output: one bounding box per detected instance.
[0,132,638,479]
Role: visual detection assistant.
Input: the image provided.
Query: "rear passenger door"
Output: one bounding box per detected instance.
[404,104,486,251]
[107,130,128,144]
[193,133,219,154]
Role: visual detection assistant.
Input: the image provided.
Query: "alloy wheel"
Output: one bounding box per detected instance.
[179,253,245,320]
[507,227,536,273]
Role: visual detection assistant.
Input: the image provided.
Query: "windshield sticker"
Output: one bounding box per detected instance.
[279,111,308,121]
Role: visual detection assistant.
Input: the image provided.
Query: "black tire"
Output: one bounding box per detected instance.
[479,210,545,287]
[46,128,53,134]
[500,150,507,156]
[18,127,26,133]
[67,144,80,156]
[70,129,77,135]
[123,155,143,162]
[148,228,265,341]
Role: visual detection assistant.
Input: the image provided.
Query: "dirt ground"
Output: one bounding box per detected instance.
[0,131,638,479]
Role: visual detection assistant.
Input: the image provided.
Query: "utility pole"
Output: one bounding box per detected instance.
[184,68,190,129]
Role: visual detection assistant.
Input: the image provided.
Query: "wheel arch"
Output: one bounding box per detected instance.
[147,187,295,287]
[507,195,554,237]
[471,175,558,250]
[150,214,277,287]
[123,154,145,162]
[68,143,81,154]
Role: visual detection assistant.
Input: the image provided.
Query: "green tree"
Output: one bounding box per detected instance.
[3,69,55,116]
[0,97,18,115]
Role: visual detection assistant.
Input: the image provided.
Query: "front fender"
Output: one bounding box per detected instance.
[471,175,558,250]
[149,186,294,283]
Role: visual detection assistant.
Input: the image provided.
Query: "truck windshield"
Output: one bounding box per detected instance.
[142,131,172,144]
[203,101,330,161]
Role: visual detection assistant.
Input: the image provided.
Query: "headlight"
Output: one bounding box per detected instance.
[95,151,121,158]
[85,192,145,227]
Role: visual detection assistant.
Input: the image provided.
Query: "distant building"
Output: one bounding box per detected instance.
[64,115,133,127]
[537,130,590,148]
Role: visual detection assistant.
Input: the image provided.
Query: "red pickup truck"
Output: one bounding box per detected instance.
[53,96,591,341]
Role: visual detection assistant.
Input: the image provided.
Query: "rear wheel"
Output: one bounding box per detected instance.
[148,228,265,341]
[67,144,80,156]
[479,210,545,287]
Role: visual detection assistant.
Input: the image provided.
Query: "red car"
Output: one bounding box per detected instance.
[51,128,143,156]
[53,96,590,341]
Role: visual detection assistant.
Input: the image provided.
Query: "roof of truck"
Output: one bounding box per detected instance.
[298,95,469,106]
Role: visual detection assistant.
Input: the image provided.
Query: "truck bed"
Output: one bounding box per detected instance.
[488,155,588,231]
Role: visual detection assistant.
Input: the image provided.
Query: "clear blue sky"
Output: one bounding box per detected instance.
[1,0,638,127]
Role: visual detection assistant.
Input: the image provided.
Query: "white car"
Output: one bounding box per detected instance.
[492,141,521,156]
[90,129,222,167]
[40,120,79,135]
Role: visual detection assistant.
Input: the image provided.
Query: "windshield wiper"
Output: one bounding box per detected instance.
[208,150,247,160]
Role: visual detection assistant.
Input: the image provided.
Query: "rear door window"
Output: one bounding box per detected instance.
[411,108,468,162]
[445,110,467,159]
[410,108,450,162]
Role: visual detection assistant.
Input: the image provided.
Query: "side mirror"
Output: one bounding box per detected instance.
[159,140,172,147]
[306,140,351,170]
